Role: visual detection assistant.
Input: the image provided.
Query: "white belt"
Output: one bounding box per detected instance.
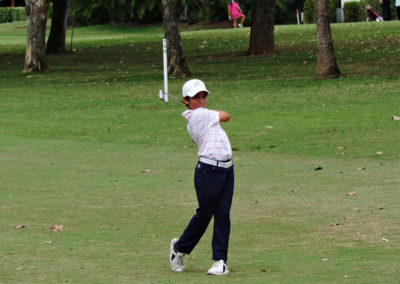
[199,157,233,168]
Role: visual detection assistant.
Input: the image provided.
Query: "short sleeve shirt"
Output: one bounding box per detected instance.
[228,2,243,20]
[182,108,232,161]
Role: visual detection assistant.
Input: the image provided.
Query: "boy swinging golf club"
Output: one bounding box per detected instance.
[170,79,234,275]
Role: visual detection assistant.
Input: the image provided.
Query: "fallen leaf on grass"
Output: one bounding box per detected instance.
[377,206,384,210]
[50,225,63,232]
[376,152,384,155]
[357,167,366,170]
[329,223,340,226]
[15,225,25,229]
[344,216,354,220]
[142,169,152,173]
[346,192,356,196]
[42,240,52,244]
[381,238,389,242]
[338,146,346,150]
[392,115,400,120]
[314,167,323,171]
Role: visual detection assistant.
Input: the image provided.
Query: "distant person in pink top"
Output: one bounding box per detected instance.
[228,0,245,28]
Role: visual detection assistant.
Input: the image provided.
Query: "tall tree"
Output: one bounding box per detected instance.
[46,0,70,54]
[248,0,276,55]
[162,0,190,77]
[24,0,51,72]
[315,0,341,79]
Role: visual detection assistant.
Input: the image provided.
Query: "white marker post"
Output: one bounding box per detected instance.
[158,39,186,106]
[161,38,169,103]
[296,9,300,25]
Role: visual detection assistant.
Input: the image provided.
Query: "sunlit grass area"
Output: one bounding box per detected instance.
[1,20,400,283]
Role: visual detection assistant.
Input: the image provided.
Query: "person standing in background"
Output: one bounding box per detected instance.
[381,0,392,21]
[228,0,246,28]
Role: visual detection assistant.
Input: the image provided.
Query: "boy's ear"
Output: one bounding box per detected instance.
[183,97,190,106]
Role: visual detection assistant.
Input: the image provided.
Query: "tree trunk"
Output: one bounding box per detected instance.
[46,0,70,54]
[248,0,276,56]
[315,0,341,79]
[24,0,51,72]
[162,0,190,77]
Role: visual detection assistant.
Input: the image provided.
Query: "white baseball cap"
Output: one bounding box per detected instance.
[182,79,209,98]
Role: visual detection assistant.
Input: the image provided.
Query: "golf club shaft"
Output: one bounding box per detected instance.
[165,92,188,108]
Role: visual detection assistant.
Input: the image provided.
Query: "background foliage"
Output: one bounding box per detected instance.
[68,0,162,25]
[68,0,310,26]
[0,0,397,25]
[343,1,363,22]
[303,0,316,23]
[0,7,26,23]
[304,0,339,24]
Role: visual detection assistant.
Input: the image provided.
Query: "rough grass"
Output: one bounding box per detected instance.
[1,20,400,283]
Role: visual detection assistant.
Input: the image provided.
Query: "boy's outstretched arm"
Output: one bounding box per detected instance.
[218,111,230,122]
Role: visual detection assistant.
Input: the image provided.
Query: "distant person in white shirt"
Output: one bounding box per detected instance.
[169,79,234,275]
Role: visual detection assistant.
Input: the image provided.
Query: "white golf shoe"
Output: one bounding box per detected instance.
[170,238,185,272]
[238,23,243,28]
[207,260,229,275]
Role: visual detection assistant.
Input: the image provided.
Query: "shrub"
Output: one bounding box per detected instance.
[0,7,27,23]
[16,7,27,21]
[328,0,340,22]
[304,0,338,24]
[343,1,362,22]
[10,8,18,22]
[0,8,11,23]
[304,0,315,23]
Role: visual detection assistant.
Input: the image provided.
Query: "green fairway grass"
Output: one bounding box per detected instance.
[1,20,400,283]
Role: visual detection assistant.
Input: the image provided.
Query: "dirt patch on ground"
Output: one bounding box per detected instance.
[185,20,232,30]
[179,21,232,31]
[130,20,233,30]
[116,20,234,32]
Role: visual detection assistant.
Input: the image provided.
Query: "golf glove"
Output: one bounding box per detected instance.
[229,16,232,20]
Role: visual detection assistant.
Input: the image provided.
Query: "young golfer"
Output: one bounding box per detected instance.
[169,79,234,275]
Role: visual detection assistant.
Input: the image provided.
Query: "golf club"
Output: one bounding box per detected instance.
[159,90,187,106]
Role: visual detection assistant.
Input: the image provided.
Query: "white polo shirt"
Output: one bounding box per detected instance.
[182,108,232,161]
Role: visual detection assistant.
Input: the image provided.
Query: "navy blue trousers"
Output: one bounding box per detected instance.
[175,161,234,262]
